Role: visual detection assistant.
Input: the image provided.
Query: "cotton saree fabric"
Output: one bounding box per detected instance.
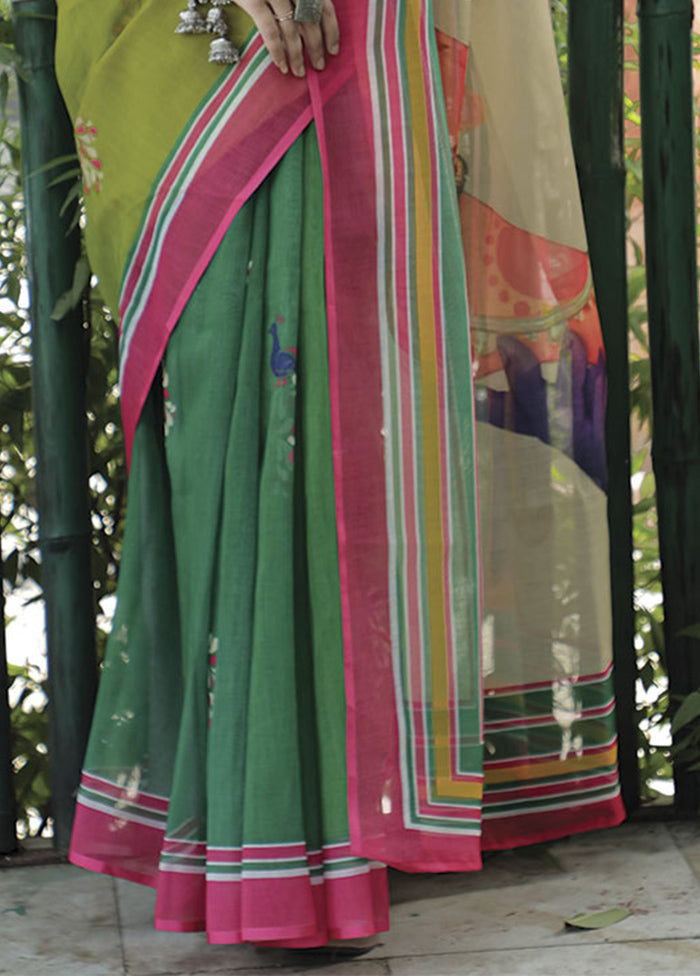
[57,0,625,944]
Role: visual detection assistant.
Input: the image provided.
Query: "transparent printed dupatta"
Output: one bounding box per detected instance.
[438,0,624,846]
[57,0,624,900]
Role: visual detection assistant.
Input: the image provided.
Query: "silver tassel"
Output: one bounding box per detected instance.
[207,1,240,66]
[209,36,240,64]
[205,5,228,33]
[175,0,207,34]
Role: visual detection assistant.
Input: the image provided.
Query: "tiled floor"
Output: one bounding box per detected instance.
[1,822,700,975]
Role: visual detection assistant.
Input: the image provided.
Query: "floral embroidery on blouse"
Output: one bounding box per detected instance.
[75,118,103,195]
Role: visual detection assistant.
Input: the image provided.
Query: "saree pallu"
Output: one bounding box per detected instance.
[56,0,625,945]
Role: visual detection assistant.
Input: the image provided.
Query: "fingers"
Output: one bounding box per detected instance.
[321,1,340,56]
[299,1,340,68]
[235,0,339,76]
[270,1,306,76]
[240,0,290,73]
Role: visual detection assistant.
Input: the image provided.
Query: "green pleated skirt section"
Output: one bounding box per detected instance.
[75,127,390,943]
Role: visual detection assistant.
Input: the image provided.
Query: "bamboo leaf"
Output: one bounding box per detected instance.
[51,255,90,321]
[27,154,79,179]
[565,908,632,930]
[671,691,700,734]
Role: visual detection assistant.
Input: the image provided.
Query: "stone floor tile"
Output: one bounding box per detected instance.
[120,922,387,975]
[116,877,386,975]
[116,879,313,975]
[119,925,263,975]
[667,821,700,881]
[387,939,700,975]
[382,823,700,957]
[388,844,566,906]
[0,864,123,975]
[116,878,255,973]
[184,963,388,976]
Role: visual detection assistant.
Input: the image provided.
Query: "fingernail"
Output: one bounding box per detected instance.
[314,57,325,70]
[294,65,306,77]
[329,42,339,55]
[277,61,288,74]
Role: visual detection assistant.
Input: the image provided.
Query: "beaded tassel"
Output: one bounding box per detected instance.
[175,0,207,34]
[205,4,228,34]
[208,0,239,64]
[175,0,240,65]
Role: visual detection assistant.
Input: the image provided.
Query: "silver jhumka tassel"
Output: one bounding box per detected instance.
[175,0,207,34]
[205,4,228,34]
[294,0,323,24]
[207,0,239,65]
[176,0,239,65]
[208,35,239,64]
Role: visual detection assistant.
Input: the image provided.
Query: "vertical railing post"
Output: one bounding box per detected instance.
[638,0,700,814]
[568,0,639,813]
[0,549,16,854]
[13,0,96,850]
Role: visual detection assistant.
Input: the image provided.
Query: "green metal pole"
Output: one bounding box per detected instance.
[0,549,17,854]
[638,0,700,814]
[13,0,96,850]
[568,0,639,813]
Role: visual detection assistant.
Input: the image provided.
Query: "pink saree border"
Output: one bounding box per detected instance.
[70,787,389,945]
[119,45,352,462]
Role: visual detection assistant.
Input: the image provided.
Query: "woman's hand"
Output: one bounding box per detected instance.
[235,0,339,77]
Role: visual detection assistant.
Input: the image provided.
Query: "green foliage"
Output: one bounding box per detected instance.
[550,1,569,96]
[7,662,49,838]
[670,689,700,773]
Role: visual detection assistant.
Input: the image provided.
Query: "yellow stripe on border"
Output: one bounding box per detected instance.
[484,745,619,786]
[404,0,457,799]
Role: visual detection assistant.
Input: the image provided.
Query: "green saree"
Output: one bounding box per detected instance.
[58,0,625,946]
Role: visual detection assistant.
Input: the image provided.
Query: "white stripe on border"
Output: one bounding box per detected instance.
[482,785,622,820]
[77,793,166,832]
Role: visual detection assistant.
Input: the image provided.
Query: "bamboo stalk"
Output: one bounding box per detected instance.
[638,0,700,813]
[13,0,96,850]
[568,0,639,812]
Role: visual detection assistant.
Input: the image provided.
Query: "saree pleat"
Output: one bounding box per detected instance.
[70,130,389,944]
[60,0,625,946]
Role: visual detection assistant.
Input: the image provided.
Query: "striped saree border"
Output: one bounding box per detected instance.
[481,665,624,844]
[116,36,353,461]
[367,0,483,824]
[74,774,380,883]
[308,0,482,866]
[70,773,389,943]
[119,36,269,360]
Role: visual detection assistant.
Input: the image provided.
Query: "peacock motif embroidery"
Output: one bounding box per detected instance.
[268,315,297,387]
[268,315,298,480]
